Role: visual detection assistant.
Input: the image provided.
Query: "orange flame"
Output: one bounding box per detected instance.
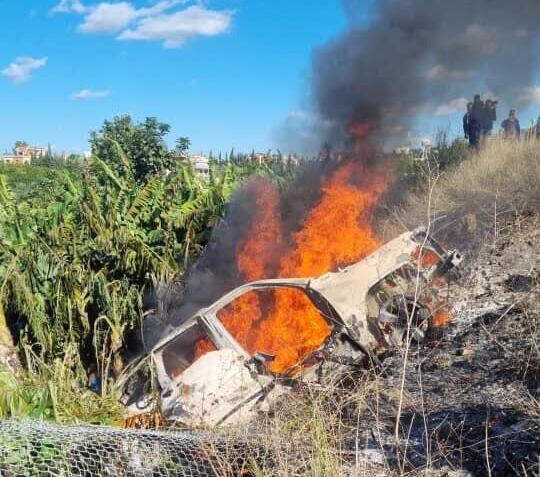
[279,161,387,277]
[237,178,284,278]
[411,247,441,269]
[215,159,392,374]
[410,247,452,327]
[193,179,282,361]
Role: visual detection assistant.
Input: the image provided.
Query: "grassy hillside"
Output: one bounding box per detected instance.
[389,138,540,246]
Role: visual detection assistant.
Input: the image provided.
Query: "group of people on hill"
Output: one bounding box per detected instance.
[462,94,540,149]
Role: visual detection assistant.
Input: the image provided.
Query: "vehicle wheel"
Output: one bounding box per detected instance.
[378,294,432,346]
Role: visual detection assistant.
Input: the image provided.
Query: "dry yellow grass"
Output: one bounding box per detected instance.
[388,138,540,246]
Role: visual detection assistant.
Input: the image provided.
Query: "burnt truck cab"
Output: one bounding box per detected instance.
[119,228,462,428]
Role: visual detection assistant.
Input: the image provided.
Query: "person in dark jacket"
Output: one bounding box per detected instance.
[469,94,484,149]
[501,110,521,138]
[482,99,497,136]
[536,116,540,139]
[463,102,473,143]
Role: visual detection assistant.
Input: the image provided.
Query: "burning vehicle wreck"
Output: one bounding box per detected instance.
[118,228,462,428]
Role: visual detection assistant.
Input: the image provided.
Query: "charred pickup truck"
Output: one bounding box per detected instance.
[118,228,462,428]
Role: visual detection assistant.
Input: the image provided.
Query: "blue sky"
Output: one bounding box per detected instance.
[0,0,357,155]
[1,1,538,155]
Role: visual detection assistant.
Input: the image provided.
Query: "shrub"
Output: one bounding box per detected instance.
[391,138,540,246]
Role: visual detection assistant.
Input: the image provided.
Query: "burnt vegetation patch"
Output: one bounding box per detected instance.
[399,406,539,477]
[460,305,539,393]
[504,273,537,293]
[329,216,538,476]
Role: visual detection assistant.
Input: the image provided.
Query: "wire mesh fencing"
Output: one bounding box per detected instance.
[0,419,258,477]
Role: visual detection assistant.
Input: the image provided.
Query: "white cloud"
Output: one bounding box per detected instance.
[52,1,230,47]
[136,1,184,18]
[514,28,530,38]
[434,91,498,115]
[482,91,498,101]
[426,65,469,81]
[2,56,48,83]
[79,2,137,33]
[51,0,88,14]
[118,5,233,48]
[517,86,540,106]
[71,88,110,99]
[79,1,183,34]
[435,97,468,116]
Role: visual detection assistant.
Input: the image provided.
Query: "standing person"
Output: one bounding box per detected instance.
[501,110,521,139]
[463,102,473,145]
[482,99,497,137]
[469,94,484,149]
[536,116,540,139]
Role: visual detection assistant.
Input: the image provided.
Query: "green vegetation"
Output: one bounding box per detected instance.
[398,133,469,189]
[0,161,77,203]
[0,115,295,422]
[1,118,538,477]
[90,115,175,183]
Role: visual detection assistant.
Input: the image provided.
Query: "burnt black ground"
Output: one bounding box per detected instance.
[340,216,539,476]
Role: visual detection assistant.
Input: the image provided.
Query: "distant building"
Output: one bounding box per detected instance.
[279,153,301,166]
[393,140,434,161]
[250,152,269,166]
[14,144,47,158]
[188,153,210,178]
[0,154,31,165]
[251,152,302,166]
[0,142,47,166]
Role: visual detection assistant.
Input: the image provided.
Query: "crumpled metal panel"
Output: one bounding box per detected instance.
[309,231,421,348]
[160,349,265,427]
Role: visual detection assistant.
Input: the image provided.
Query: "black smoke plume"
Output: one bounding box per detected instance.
[313,0,540,150]
[143,0,540,350]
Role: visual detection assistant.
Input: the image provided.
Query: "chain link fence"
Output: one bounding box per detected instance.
[0,419,257,477]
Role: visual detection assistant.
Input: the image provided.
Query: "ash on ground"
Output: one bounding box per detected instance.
[266,216,538,477]
[354,216,538,476]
